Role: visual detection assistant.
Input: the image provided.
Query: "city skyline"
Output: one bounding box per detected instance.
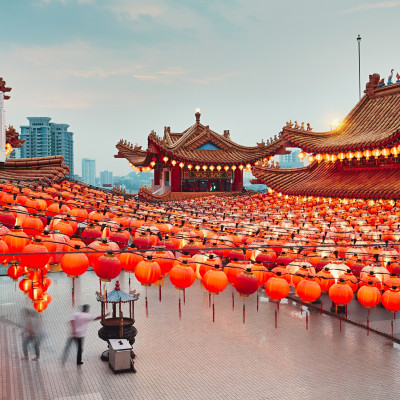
[2,1,400,175]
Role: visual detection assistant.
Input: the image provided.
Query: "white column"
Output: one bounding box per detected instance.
[0,92,5,163]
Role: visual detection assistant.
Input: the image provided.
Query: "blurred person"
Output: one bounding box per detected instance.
[62,304,104,366]
[21,308,43,361]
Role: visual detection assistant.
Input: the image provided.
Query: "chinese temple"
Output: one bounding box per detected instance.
[0,77,70,185]
[252,72,400,200]
[115,109,288,201]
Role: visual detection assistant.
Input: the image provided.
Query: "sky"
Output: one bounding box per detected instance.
[1,0,400,176]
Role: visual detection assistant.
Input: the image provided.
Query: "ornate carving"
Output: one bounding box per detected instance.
[301,122,305,130]
[294,121,300,129]
[364,73,380,96]
[0,77,11,100]
[285,120,293,128]
[307,123,312,131]
[388,69,394,85]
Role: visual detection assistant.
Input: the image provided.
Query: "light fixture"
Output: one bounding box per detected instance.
[209,165,215,171]
[195,165,200,171]
[216,165,222,171]
[238,165,244,170]
[188,164,193,170]
[224,166,229,171]
[179,162,185,168]
[171,160,177,166]
[163,156,169,163]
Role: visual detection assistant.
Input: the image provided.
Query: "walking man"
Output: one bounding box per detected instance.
[62,304,102,365]
[21,308,43,361]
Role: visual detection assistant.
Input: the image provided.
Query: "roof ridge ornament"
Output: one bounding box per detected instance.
[195,108,201,123]
[364,73,380,96]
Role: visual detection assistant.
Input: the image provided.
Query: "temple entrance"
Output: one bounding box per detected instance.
[181,179,232,192]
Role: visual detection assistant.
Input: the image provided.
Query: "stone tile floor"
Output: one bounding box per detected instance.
[1,271,400,400]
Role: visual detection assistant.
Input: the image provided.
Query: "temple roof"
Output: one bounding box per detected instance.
[252,160,400,199]
[281,74,400,153]
[115,111,289,166]
[6,126,25,148]
[0,156,70,185]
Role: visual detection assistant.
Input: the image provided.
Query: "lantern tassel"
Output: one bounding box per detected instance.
[208,293,211,309]
[275,309,278,329]
[257,293,259,312]
[179,297,181,320]
[212,296,215,323]
[277,301,280,313]
[367,316,369,336]
[232,292,234,311]
[345,304,348,319]
[72,278,75,307]
[129,275,131,292]
[183,288,186,305]
[392,320,394,337]
[159,285,162,302]
[100,280,102,296]
[340,315,342,333]
[243,298,246,324]
[300,300,303,315]
[306,311,309,330]
[145,287,149,317]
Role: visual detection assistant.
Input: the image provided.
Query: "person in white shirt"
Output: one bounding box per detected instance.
[62,304,101,365]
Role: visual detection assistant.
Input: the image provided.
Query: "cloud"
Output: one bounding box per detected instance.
[344,1,400,13]
[133,74,158,81]
[157,67,189,76]
[187,71,240,85]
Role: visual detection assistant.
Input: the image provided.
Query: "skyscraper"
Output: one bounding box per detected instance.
[82,158,96,186]
[18,117,74,175]
[100,170,113,187]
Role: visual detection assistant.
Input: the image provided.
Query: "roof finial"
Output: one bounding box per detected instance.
[195,108,201,123]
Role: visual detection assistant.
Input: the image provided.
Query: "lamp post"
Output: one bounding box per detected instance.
[357,35,361,100]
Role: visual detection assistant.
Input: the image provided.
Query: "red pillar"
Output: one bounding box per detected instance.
[171,165,181,192]
[232,168,243,191]
[154,168,160,186]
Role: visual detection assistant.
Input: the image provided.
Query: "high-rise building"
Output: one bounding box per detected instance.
[100,170,113,187]
[82,158,96,186]
[278,149,304,169]
[18,117,74,175]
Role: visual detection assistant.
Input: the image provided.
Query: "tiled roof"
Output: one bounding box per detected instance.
[116,113,289,166]
[0,156,70,185]
[252,160,400,199]
[281,74,400,153]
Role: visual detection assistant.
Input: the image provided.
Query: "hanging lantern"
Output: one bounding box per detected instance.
[119,247,143,273]
[163,156,169,163]
[329,278,354,306]
[346,151,354,160]
[4,226,30,254]
[188,164,193,170]
[307,155,315,163]
[338,152,346,162]
[179,162,185,168]
[296,275,321,303]
[231,165,237,171]
[202,165,208,171]
[33,299,48,313]
[109,228,130,249]
[234,268,259,296]
[60,247,90,278]
[169,260,195,289]
[7,261,24,281]
[265,272,290,302]
[94,251,122,282]
[340,270,358,292]
[81,224,102,245]
[209,165,215,171]
[372,148,381,159]
[19,238,50,270]
[0,207,16,228]
[202,265,228,294]
[216,165,222,171]
[28,283,44,301]
[382,286,400,314]
[315,267,335,292]
[238,165,244,170]
[298,151,306,161]
[381,148,390,158]
[135,255,161,286]
[363,149,372,160]
[315,154,323,163]
[146,248,176,276]
[357,281,382,308]
[224,260,246,286]
[171,160,177,166]
[390,147,399,157]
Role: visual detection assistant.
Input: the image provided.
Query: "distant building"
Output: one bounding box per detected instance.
[82,158,96,186]
[278,149,304,169]
[17,117,74,175]
[100,170,113,187]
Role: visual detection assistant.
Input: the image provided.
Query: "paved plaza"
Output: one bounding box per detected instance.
[2,271,400,400]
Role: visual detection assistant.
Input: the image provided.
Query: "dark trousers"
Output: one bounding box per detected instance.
[22,334,40,357]
[62,337,84,364]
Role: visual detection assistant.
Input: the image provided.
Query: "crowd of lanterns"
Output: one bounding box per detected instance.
[1,180,400,329]
[299,145,400,164]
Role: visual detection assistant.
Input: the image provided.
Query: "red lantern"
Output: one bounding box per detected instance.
[81,224,102,245]
[265,272,290,302]
[384,274,400,292]
[224,260,246,286]
[19,278,32,294]
[19,238,50,270]
[28,283,44,301]
[359,271,382,291]
[203,266,228,294]
[109,227,130,249]
[357,282,382,308]
[170,260,195,289]
[382,285,400,313]
[33,299,48,313]
[0,208,16,228]
[315,267,335,292]
[22,215,44,237]
[329,278,354,306]
[340,270,358,292]
[146,248,176,276]
[234,268,259,297]
[4,226,30,253]
[251,263,269,286]
[255,249,277,267]
[119,247,143,273]
[296,276,321,303]
[7,262,24,281]
[94,251,122,282]
[61,248,90,278]
[135,256,161,286]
